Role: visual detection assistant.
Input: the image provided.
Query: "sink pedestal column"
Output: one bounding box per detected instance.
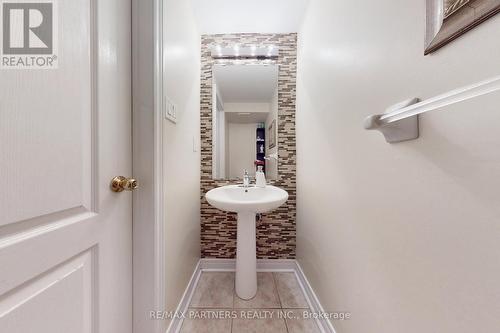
[235,212,257,300]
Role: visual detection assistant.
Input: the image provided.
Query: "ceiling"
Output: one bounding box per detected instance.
[190,0,310,34]
[225,112,269,124]
[214,65,278,103]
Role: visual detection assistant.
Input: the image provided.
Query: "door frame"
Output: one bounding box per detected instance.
[153,0,166,330]
[153,0,166,329]
[132,0,166,331]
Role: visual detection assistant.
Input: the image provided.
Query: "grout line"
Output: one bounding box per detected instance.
[274,272,292,333]
[189,306,234,309]
[272,272,284,309]
[283,316,290,333]
[232,274,235,309]
[231,271,235,333]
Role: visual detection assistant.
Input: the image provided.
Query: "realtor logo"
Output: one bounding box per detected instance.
[1,0,58,69]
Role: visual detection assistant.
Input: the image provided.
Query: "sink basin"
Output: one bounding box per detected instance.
[205,184,289,300]
[205,185,288,213]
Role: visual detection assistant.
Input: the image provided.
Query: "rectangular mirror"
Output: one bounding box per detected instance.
[212,64,279,180]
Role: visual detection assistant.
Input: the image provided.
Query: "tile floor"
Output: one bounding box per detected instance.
[180,272,321,333]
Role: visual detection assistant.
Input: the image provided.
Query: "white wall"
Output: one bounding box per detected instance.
[163,0,200,324]
[228,123,257,178]
[265,88,279,179]
[297,1,500,333]
[190,0,309,34]
[224,102,270,114]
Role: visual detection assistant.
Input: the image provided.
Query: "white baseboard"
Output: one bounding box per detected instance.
[166,261,202,333]
[166,259,336,333]
[294,261,337,333]
[198,258,297,272]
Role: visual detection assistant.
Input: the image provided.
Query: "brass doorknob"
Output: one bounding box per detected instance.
[110,176,139,192]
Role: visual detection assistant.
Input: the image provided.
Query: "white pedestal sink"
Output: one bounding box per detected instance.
[205,185,288,299]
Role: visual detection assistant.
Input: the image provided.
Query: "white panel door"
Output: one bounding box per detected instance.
[0,0,132,331]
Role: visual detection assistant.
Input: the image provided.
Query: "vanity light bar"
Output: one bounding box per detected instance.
[211,45,279,59]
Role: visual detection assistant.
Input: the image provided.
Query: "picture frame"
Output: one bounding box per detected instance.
[268,119,276,149]
[425,0,500,55]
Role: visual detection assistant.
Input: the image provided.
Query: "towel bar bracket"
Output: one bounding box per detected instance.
[364,98,420,143]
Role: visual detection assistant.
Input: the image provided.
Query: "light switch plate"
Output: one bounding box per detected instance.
[192,136,198,152]
[164,96,177,123]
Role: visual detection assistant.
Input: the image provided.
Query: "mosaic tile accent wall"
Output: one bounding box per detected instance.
[200,33,297,259]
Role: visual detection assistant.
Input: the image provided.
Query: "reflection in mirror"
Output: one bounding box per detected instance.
[212,64,279,180]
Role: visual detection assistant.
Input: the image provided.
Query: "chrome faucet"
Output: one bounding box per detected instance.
[243,169,250,188]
